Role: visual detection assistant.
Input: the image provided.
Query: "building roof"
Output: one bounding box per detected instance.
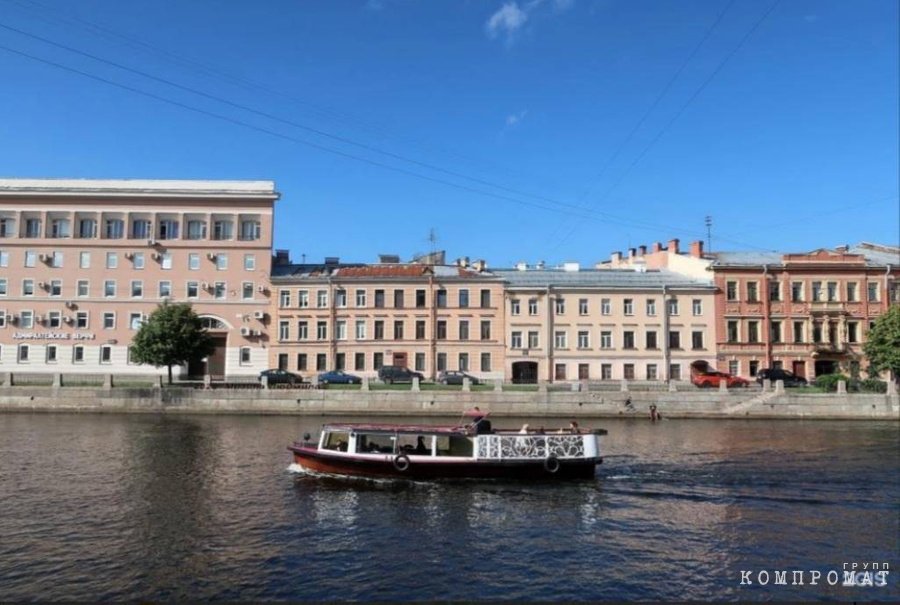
[712,243,899,268]
[271,263,497,281]
[0,178,279,199]
[493,268,714,289]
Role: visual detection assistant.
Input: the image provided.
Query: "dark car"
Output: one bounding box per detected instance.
[258,368,303,385]
[756,368,808,387]
[377,365,425,384]
[437,370,480,386]
[318,370,362,385]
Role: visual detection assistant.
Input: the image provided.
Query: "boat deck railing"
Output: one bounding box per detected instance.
[475,433,589,460]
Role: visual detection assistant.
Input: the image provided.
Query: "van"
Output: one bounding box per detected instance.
[377,365,425,384]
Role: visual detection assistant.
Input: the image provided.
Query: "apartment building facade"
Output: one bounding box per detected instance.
[268,257,506,380]
[711,244,900,380]
[496,265,717,383]
[0,178,278,377]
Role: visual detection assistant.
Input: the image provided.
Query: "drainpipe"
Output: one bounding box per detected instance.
[547,286,554,382]
[662,285,670,382]
[762,265,771,369]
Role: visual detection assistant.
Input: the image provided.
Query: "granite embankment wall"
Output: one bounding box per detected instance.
[0,385,897,420]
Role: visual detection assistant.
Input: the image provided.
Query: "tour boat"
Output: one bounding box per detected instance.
[288,421,606,480]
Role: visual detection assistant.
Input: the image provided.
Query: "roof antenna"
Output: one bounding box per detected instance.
[301,253,306,263]
[705,215,713,253]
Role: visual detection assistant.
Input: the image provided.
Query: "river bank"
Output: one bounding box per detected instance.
[1,384,897,419]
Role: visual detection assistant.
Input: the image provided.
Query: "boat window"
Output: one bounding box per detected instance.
[435,436,473,457]
[397,434,432,455]
[324,431,350,452]
[356,433,395,454]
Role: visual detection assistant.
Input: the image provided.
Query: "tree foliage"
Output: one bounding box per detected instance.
[129,302,215,384]
[863,304,900,382]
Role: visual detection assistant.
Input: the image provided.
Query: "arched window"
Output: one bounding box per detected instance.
[199,317,227,330]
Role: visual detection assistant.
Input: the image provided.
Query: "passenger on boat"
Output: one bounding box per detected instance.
[415,436,428,454]
[464,406,492,434]
[568,421,580,434]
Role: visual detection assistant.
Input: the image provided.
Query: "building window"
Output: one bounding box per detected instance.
[298,290,309,308]
[20,311,33,329]
[669,364,682,381]
[297,353,308,371]
[355,320,366,340]
[601,298,611,315]
[578,298,588,315]
[158,220,179,240]
[527,331,539,348]
[187,282,199,298]
[600,331,612,349]
[106,252,118,269]
[215,254,228,271]
[459,289,469,308]
[459,320,469,341]
[25,250,36,267]
[415,320,425,340]
[480,353,491,372]
[335,289,347,307]
[75,312,88,329]
[335,353,346,371]
[459,353,469,372]
[100,345,112,364]
[692,299,702,316]
[373,353,383,371]
[480,289,491,308]
[0,279,5,296]
[131,252,144,270]
[729,360,739,376]
[747,282,758,302]
[601,364,612,380]
[747,321,759,343]
[770,321,782,343]
[813,322,823,343]
[749,360,759,377]
[846,282,858,302]
[577,330,589,349]
[214,282,226,299]
[50,279,63,296]
[186,220,206,240]
[129,280,143,298]
[791,281,803,302]
[105,218,124,239]
[436,289,447,308]
[847,322,859,343]
[555,297,565,315]
[645,331,657,349]
[480,320,491,341]
[374,289,385,308]
[554,363,566,380]
[416,353,426,372]
[867,282,879,302]
[826,281,838,302]
[242,282,253,300]
[623,298,633,316]
[374,321,384,340]
[436,353,447,372]
[792,321,804,343]
[213,220,233,240]
[73,345,85,363]
[393,320,404,340]
[727,320,739,343]
[554,331,567,349]
[297,321,308,340]
[578,364,589,380]
[18,344,29,363]
[511,331,522,349]
[159,281,172,298]
[510,299,520,315]
[354,353,365,371]
[726,281,738,301]
[243,254,256,271]
[103,312,115,329]
[0,218,15,237]
[316,321,327,340]
[646,299,656,316]
[46,344,57,363]
[239,220,260,241]
[691,331,704,349]
[316,290,328,308]
[623,364,635,380]
[47,311,60,328]
[646,364,657,380]
[436,321,447,340]
[239,347,251,365]
[279,320,289,341]
[668,331,681,349]
[393,289,404,308]
[528,298,538,315]
[769,282,781,302]
[416,289,426,308]
[23,279,34,297]
[50,219,70,238]
[79,251,90,268]
[24,218,41,238]
[811,281,823,302]
[667,299,679,316]
[356,289,367,307]
[317,354,327,371]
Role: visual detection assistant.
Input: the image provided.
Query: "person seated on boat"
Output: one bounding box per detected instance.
[336,440,348,452]
[414,436,428,455]
[568,421,580,434]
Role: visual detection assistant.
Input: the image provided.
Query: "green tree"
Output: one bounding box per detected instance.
[129,302,215,384]
[863,304,900,384]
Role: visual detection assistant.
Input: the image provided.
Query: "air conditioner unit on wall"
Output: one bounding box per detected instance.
[34,315,43,323]
[253,311,266,319]
[147,239,156,247]
[63,316,72,323]
[257,285,267,293]
[151,252,161,261]
[201,282,209,290]
[240,327,251,336]
[38,281,46,289]
[124,252,134,260]
[207,252,217,261]
[251,329,262,336]
[39,253,50,262]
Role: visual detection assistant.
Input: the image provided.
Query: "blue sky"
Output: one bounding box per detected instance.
[0,0,897,266]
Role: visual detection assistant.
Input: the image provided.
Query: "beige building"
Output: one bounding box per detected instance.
[496,264,717,383]
[269,255,506,380]
[0,178,278,378]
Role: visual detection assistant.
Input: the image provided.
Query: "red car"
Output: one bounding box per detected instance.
[692,371,749,388]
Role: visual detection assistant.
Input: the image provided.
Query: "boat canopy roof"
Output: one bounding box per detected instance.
[322,422,470,436]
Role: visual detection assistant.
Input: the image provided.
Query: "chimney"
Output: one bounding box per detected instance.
[652,242,662,253]
[689,240,704,258]
[273,249,290,266]
[455,256,470,268]
[515,261,527,271]
[638,245,647,257]
[628,247,636,259]
[667,238,680,254]
[835,245,849,254]
[473,259,487,272]
[611,251,622,263]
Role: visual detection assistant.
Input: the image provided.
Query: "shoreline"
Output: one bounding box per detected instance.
[1,386,897,420]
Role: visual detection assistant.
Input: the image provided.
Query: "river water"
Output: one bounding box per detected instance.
[0,412,897,601]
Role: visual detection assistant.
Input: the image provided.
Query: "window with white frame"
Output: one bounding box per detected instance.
[0,278,7,296]
[0,310,5,327]
[336,320,347,340]
[103,312,115,329]
[50,218,70,238]
[214,283,226,299]
[48,311,61,328]
[336,289,347,307]
[77,280,88,297]
[189,253,200,270]
[555,298,565,315]
[106,218,125,239]
[129,313,142,330]
[18,344,29,362]
[554,330,567,348]
[131,219,151,239]
[279,320,289,340]
[51,252,63,268]
[646,299,656,316]
[298,290,309,308]
[46,344,57,363]
[79,251,90,268]
[240,347,251,364]
[279,290,291,307]
[213,220,233,240]
[244,254,255,270]
[186,220,206,240]
[577,330,590,348]
[667,299,679,315]
[692,299,702,315]
[73,345,85,363]
[600,331,612,349]
[23,280,34,296]
[579,298,588,315]
[77,218,96,238]
[216,254,228,271]
[158,219,179,240]
[317,290,328,308]
[133,252,145,269]
[623,298,634,315]
[297,321,308,340]
[601,298,611,315]
[187,282,199,298]
[242,283,253,300]
[159,281,172,298]
[49,280,61,297]
[131,281,143,298]
[106,252,118,269]
[510,299,520,315]
[356,289,367,307]
[355,320,366,340]
[100,345,112,364]
[511,331,522,349]
[527,331,539,348]
[316,321,327,340]
[21,311,33,329]
[528,298,538,315]
[160,253,172,270]
[239,219,260,240]
[25,250,36,267]
[76,312,88,328]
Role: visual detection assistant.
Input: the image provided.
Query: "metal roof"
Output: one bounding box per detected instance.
[0,178,279,199]
[712,243,899,268]
[493,268,714,289]
[271,263,499,281]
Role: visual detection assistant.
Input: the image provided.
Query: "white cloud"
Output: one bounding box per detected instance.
[485,0,574,44]
[506,110,528,127]
[485,2,529,41]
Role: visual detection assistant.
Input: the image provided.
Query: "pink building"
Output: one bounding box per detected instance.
[0,179,278,379]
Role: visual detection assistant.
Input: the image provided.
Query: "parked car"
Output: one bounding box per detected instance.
[259,368,303,385]
[756,368,808,387]
[692,371,749,388]
[318,370,362,385]
[437,370,480,386]
[377,365,425,384]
